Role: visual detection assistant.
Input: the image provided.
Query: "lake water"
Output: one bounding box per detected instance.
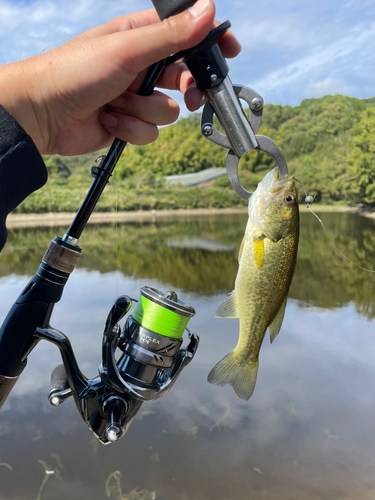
[1,212,375,500]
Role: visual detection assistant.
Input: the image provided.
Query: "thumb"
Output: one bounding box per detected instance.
[104,0,216,76]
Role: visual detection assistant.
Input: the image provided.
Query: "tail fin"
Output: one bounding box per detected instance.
[207,351,259,401]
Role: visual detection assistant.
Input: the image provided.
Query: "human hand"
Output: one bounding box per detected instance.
[0,0,241,156]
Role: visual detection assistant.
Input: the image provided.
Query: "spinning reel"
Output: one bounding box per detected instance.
[0,232,197,444]
[47,286,198,444]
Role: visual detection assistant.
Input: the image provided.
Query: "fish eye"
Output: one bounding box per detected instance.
[284,194,295,205]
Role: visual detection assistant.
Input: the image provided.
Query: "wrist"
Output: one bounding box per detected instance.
[0,57,50,155]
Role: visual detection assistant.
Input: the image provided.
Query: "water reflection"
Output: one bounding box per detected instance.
[2,212,375,314]
[1,212,375,499]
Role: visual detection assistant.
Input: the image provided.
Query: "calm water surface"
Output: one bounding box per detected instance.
[1,212,375,500]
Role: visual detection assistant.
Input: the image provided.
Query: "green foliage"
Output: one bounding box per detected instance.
[349,108,375,204]
[277,95,368,203]
[14,94,375,213]
[116,114,225,179]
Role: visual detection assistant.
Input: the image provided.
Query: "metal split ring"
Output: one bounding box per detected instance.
[226,136,289,200]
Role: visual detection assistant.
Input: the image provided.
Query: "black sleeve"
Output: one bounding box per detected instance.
[0,105,48,251]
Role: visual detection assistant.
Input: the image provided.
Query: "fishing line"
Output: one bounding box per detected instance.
[295,179,375,274]
[132,295,189,339]
[115,167,119,295]
[131,289,194,339]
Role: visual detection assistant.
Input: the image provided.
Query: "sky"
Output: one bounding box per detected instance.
[0,0,374,114]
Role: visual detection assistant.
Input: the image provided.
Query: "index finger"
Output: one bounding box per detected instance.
[99,0,216,78]
[80,9,161,38]
[155,24,241,92]
[215,23,242,58]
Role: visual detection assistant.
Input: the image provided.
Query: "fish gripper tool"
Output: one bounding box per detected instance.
[201,79,289,200]
[153,9,290,200]
[193,23,289,200]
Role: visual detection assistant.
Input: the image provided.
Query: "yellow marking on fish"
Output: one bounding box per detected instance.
[253,238,264,269]
[284,207,293,217]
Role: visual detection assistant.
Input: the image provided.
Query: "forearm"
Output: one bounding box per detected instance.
[0,105,47,251]
[0,58,49,154]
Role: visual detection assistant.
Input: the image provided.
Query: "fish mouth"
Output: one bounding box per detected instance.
[248,167,298,240]
[269,168,295,197]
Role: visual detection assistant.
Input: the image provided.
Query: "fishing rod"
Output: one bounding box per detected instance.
[0,0,289,444]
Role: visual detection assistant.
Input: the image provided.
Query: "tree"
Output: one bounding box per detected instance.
[350,108,375,204]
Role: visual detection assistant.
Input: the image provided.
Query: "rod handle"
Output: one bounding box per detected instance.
[151,0,197,20]
[0,375,18,410]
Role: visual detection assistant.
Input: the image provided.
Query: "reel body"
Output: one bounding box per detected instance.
[47,287,198,444]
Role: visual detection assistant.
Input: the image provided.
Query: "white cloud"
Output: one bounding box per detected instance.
[249,20,375,99]
[0,0,148,62]
[303,77,351,99]
[344,0,375,8]
[233,18,306,50]
[0,0,374,107]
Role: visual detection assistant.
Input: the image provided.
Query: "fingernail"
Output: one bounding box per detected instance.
[189,0,210,19]
[100,112,118,128]
[199,92,207,108]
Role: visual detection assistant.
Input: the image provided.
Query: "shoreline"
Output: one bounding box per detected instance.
[6,205,359,229]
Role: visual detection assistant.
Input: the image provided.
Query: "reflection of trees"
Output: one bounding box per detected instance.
[2,213,375,318]
[290,212,375,318]
[0,216,245,295]
[81,217,243,294]
[0,226,60,278]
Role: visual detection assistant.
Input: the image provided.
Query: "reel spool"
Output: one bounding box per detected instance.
[132,287,195,339]
[114,287,196,393]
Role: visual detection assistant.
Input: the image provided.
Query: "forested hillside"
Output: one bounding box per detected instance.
[16,94,375,213]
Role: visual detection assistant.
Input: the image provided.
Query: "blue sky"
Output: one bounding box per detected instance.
[0,0,374,113]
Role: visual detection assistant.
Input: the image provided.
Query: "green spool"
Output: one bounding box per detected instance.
[132,287,195,339]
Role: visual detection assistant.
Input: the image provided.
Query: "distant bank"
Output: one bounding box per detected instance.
[6,205,359,229]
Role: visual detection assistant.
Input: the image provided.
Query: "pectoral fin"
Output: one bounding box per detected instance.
[216,291,237,318]
[238,236,245,263]
[269,297,287,344]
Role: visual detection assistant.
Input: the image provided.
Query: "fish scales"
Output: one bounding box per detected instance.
[236,220,298,356]
[208,167,299,400]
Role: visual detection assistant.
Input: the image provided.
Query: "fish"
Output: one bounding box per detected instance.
[207,167,299,400]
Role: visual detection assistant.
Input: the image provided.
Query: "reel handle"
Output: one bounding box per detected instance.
[49,364,69,392]
[48,364,72,407]
[0,375,18,410]
[151,0,197,19]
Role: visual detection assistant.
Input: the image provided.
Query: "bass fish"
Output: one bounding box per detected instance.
[207,167,299,400]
